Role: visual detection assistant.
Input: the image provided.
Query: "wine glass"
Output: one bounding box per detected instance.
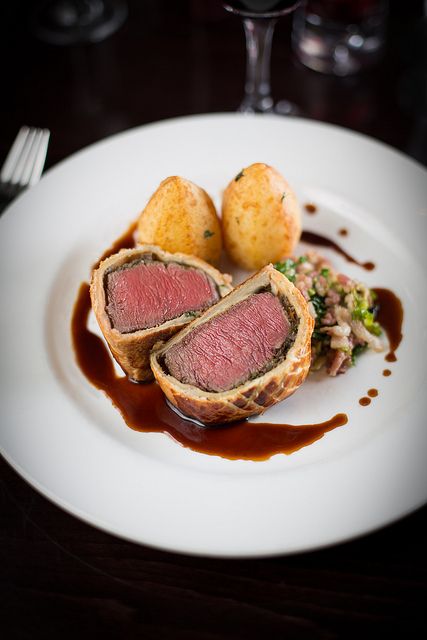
[223,0,301,114]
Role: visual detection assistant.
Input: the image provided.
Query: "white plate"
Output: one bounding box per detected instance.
[1,114,426,558]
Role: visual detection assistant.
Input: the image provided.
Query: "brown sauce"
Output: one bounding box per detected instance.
[372,288,403,362]
[383,369,392,377]
[71,282,348,460]
[384,353,397,363]
[71,222,404,461]
[72,223,350,460]
[305,203,317,214]
[301,230,375,271]
[367,388,378,398]
[338,228,348,237]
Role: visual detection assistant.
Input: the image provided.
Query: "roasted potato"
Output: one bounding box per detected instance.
[222,163,301,270]
[137,176,222,265]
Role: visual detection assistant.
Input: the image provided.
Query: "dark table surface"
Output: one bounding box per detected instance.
[1,1,426,637]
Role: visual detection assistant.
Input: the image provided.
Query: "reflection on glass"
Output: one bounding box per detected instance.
[292,0,388,76]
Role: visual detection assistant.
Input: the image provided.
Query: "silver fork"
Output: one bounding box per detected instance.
[0,126,50,213]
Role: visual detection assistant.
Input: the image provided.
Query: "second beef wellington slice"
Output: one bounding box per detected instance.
[151,264,314,425]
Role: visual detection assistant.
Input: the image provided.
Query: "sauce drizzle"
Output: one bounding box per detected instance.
[301,230,375,271]
[71,282,348,460]
[71,223,350,461]
[71,221,404,461]
[372,288,403,362]
[305,203,317,214]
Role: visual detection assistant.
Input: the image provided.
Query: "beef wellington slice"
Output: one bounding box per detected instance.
[90,245,232,382]
[150,264,314,424]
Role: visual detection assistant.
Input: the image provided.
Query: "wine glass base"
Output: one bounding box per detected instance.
[237,99,300,116]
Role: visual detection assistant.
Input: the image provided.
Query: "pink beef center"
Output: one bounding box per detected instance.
[164,292,291,392]
[105,261,219,333]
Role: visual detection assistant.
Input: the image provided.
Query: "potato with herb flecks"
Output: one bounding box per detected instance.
[222,163,301,270]
[136,176,222,265]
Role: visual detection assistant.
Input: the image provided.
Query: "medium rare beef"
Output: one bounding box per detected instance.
[90,245,232,383]
[164,292,290,392]
[151,264,314,425]
[106,261,219,333]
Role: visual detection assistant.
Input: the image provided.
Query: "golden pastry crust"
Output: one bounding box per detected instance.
[90,244,232,382]
[150,264,314,424]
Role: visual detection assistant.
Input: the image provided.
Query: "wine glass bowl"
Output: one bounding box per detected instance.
[223,1,301,114]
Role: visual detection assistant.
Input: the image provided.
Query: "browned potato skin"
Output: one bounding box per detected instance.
[222,163,301,270]
[137,176,222,265]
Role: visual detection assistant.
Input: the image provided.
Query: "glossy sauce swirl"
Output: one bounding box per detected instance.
[72,224,351,460]
[72,281,348,461]
[71,223,403,460]
[301,230,375,271]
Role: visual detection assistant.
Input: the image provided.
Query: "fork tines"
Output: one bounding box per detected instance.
[1,126,50,190]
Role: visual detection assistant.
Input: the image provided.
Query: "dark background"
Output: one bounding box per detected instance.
[1,0,426,637]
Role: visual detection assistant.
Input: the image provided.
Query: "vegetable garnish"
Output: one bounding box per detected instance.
[274,252,383,376]
[275,258,297,282]
[275,256,308,283]
[352,292,382,335]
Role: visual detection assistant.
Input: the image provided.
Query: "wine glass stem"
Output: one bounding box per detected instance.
[241,17,277,113]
